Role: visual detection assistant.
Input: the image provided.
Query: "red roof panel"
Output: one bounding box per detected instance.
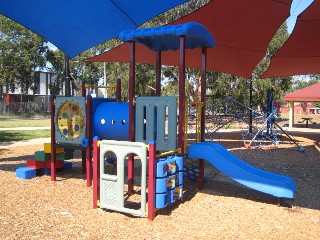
[88,0,292,78]
[283,82,320,102]
[261,1,320,78]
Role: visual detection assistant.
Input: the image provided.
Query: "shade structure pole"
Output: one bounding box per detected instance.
[178,36,186,156]
[64,54,71,97]
[155,51,162,96]
[128,41,136,196]
[198,47,207,190]
[249,78,253,133]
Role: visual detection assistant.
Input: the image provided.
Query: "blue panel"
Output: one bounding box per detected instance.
[166,189,175,204]
[119,22,215,51]
[156,159,168,178]
[0,0,188,57]
[155,193,167,209]
[188,142,297,198]
[156,178,167,194]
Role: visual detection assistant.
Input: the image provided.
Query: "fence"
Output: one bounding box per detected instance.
[1,96,51,114]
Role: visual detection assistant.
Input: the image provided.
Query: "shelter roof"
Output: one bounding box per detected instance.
[261,1,320,78]
[119,22,215,51]
[88,0,291,78]
[0,0,188,57]
[283,82,320,102]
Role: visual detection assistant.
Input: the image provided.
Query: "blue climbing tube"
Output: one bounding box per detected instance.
[93,102,129,141]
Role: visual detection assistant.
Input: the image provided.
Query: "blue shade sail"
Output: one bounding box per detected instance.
[0,0,188,57]
[119,22,215,51]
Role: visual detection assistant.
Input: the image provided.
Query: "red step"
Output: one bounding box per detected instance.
[26,159,64,169]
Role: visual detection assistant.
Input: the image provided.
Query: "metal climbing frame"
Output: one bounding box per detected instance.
[184,101,204,153]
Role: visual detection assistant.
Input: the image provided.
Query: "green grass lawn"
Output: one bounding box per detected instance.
[0,119,50,128]
[0,130,51,142]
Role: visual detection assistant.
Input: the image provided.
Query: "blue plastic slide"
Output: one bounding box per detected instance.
[188,142,296,198]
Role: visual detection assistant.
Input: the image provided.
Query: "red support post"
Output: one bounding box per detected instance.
[198,47,207,190]
[178,36,186,156]
[148,141,156,221]
[50,96,56,181]
[81,80,86,97]
[128,41,136,195]
[116,77,122,102]
[86,95,93,187]
[93,137,100,209]
[81,80,87,173]
[155,51,161,96]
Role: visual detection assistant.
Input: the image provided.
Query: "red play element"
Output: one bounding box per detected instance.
[26,159,64,169]
[93,139,100,209]
[148,141,156,221]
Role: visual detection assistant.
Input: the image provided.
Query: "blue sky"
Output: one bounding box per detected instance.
[286,0,314,33]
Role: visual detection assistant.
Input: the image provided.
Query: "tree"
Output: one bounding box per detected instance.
[0,15,48,96]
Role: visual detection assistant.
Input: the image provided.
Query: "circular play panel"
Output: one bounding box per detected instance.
[55,97,86,145]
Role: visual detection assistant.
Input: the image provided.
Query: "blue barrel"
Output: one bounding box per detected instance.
[93,102,129,140]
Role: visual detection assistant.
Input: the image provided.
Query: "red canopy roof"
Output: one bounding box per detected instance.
[261,1,320,78]
[283,82,320,102]
[87,0,292,78]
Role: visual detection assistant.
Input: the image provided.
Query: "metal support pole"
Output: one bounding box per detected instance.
[128,41,136,195]
[249,78,253,133]
[198,47,207,190]
[93,137,100,209]
[81,80,87,173]
[50,96,56,181]
[116,77,122,102]
[155,51,161,96]
[148,141,156,221]
[64,54,71,97]
[86,95,93,187]
[178,36,186,156]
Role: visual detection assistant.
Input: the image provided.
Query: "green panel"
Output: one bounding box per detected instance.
[34,151,65,162]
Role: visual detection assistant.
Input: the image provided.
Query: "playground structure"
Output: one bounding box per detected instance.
[201,94,304,152]
[16,22,297,221]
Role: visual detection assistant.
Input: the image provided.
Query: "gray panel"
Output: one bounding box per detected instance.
[135,96,177,151]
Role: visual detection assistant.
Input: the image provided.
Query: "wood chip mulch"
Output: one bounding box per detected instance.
[0,130,319,239]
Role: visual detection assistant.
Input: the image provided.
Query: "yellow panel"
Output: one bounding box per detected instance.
[44,143,64,154]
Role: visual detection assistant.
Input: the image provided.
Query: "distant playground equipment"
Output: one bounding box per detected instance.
[16,22,297,220]
[203,94,304,152]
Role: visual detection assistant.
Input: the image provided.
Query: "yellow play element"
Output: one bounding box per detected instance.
[56,101,85,139]
[44,143,64,154]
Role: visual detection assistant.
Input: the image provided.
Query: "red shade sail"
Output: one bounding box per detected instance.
[283,82,320,102]
[88,0,292,78]
[261,0,320,78]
